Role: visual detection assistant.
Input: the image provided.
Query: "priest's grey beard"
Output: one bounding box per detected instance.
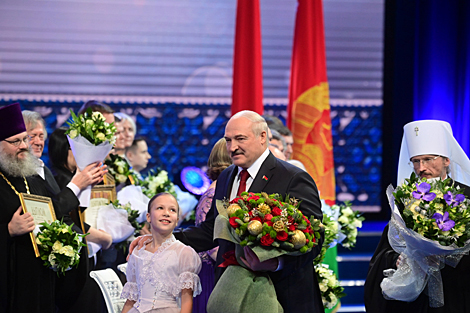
[0,148,40,177]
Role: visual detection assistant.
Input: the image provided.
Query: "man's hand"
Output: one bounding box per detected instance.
[71,162,108,190]
[240,246,278,272]
[87,227,113,250]
[8,206,35,237]
[127,234,152,261]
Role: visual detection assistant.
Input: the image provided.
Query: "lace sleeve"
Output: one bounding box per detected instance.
[121,252,139,300]
[178,245,202,297]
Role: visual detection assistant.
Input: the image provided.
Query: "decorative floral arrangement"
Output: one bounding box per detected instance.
[36,220,87,276]
[393,172,470,247]
[112,200,143,236]
[139,169,176,199]
[315,264,346,309]
[223,192,322,253]
[314,214,338,264]
[66,108,116,146]
[105,154,133,184]
[333,201,364,249]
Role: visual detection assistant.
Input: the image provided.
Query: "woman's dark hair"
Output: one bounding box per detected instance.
[147,192,180,215]
[48,127,71,171]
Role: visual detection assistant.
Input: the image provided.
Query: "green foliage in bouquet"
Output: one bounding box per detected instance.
[36,220,87,276]
[393,172,470,247]
[224,192,323,253]
[315,264,346,309]
[105,154,134,184]
[65,108,116,145]
[138,169,176,199]
[335,201,364,249]
[314,214,338,264]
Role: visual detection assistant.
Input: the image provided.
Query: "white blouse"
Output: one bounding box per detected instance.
[121,236,202,312]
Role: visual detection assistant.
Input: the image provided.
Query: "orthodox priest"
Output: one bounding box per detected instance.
[365,120,470,313]
[0,103,78,312]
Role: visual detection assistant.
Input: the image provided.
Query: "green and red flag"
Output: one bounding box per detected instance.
[287,0,335,206]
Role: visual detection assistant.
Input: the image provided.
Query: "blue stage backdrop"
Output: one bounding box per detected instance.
[3,100,382,213]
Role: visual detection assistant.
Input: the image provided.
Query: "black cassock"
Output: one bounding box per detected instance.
[364,180,470,313]
[0,172,77,313]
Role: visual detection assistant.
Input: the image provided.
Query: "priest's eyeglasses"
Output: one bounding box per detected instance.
[408,156,440,168]
[3,136,31,147]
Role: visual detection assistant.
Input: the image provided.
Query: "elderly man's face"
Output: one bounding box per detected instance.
[411,154,450,180]
[225,117,267,169]
[27,123,45,158]
[1,131,30,160]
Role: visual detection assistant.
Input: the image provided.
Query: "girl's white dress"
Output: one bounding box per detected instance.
[121,235,202,313]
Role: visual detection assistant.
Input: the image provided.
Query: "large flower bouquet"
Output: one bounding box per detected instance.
[224,192,322,254]
[65,108,116,206]
[381,172,470,307]
[393,173,470,246]
[335,201,364,249]
[66,108,116,145]
[207,192,323,313]
[36,220,87,276]
[138,169,176,199]
[105,154,135,184]
[315,264,346,310]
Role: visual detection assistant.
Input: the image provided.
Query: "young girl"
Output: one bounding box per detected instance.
[121,193,202,313]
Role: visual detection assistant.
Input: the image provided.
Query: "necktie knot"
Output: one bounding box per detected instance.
[237,169,250,196]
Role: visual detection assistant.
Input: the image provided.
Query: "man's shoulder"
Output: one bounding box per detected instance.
[453,180,470,197]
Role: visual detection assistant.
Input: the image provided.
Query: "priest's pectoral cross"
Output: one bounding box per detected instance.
[414,127,419,136]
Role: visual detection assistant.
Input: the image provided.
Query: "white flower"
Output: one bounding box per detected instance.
[92,111,104,121]
[52,241,63,252]
[352,219,363,228]
[338,215,349,224]
[48,253,56,266]
[68,129,78,139]
[319,282,328,292]
[96,132,105,141]
[341,207,354,217]
[116,174,127,183]
[59,245,75,257]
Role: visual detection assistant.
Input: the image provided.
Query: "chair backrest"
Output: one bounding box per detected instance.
[90,268,126,313]
[117,262,128,275]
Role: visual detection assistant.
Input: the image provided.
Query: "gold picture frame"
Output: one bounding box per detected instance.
[19,193,56,258]
[91,185,117,202]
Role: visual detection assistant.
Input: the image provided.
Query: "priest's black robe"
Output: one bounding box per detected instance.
[0,172,78,313]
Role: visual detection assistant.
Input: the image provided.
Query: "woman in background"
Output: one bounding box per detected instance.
[48,127,112,313]
[193,138,232,313]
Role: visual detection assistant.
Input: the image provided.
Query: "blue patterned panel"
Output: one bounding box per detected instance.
[2,100,382,210]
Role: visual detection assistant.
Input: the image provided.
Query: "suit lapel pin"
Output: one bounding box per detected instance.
[262,175,268,181]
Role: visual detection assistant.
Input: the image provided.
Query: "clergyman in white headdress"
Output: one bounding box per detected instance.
[364,119,470,313]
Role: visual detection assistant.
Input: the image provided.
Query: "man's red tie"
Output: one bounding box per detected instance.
[237,169,250,196]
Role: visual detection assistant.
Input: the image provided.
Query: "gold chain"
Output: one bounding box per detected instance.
[0,170,30,196]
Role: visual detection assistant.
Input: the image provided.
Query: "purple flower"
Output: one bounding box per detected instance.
[432,212,455,232]
[443,191,465,207]
[412,182,437,201]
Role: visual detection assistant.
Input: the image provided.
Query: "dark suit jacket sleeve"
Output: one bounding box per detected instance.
[270,168,324,281]
[173,200,218,252]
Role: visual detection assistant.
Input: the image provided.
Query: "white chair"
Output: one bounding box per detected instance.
[90,268,126,313]
[117,262,128,275]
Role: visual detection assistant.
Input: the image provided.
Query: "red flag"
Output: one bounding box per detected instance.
[231,0,264,116]
[287,0,335,205]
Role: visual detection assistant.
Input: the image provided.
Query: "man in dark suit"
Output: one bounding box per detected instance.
[174,110,325,312]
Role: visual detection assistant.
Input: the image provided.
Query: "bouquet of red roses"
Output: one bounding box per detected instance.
[225,191,321,254]
[208,192,323,313]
